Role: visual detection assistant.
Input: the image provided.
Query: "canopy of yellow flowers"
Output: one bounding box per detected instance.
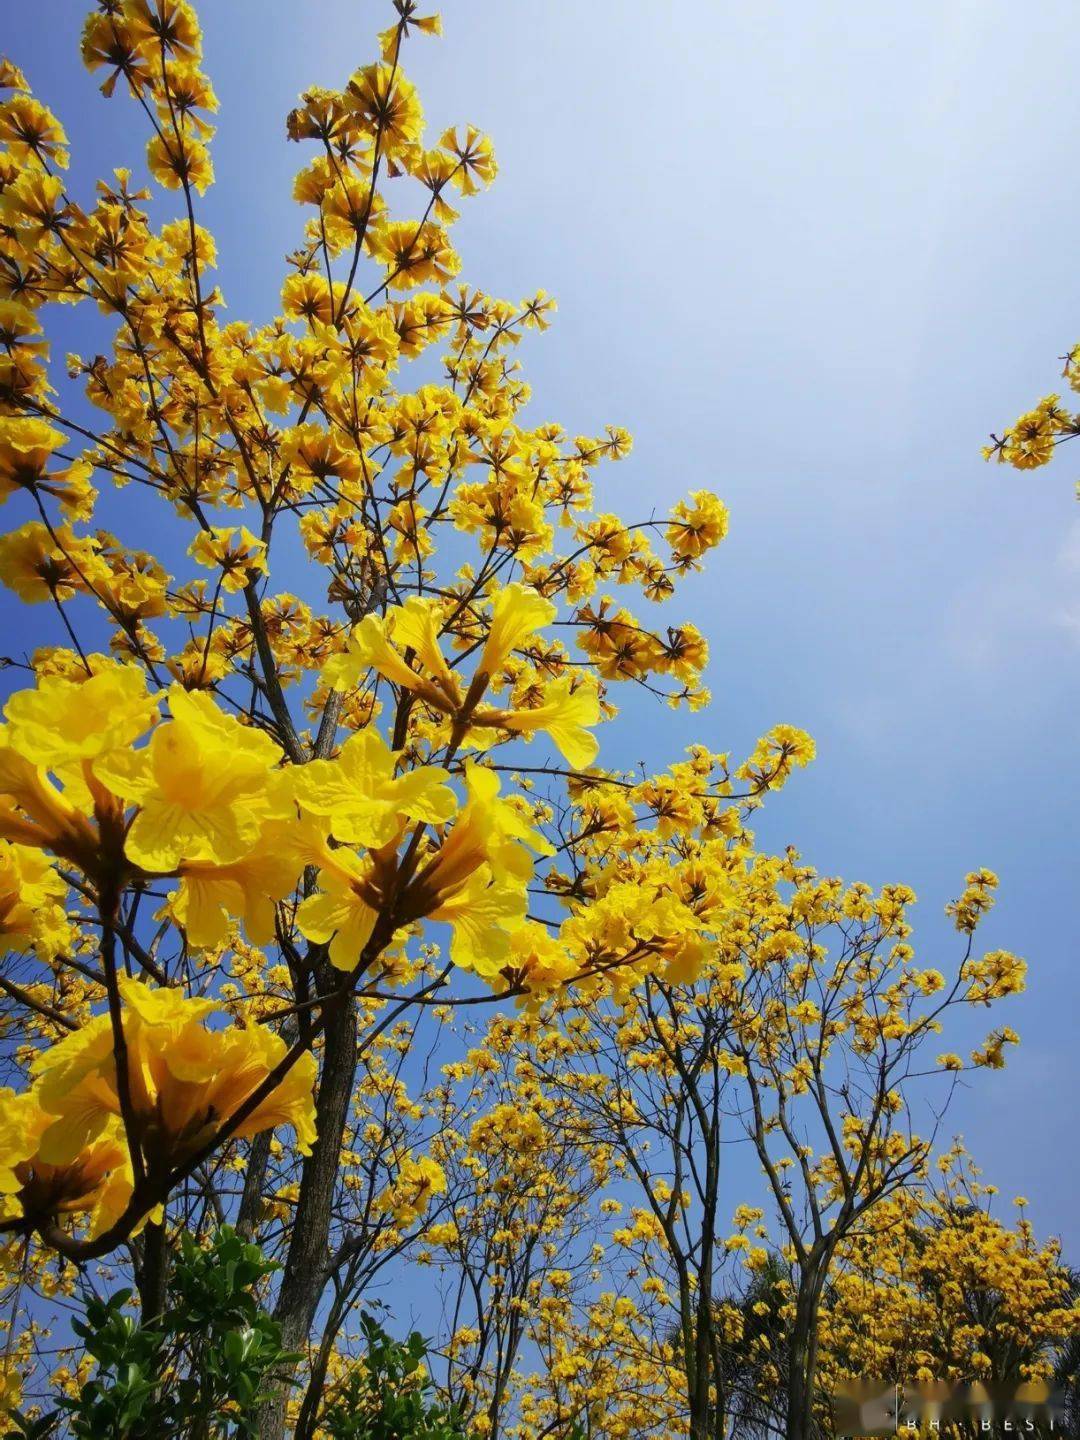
[0,24,1043,1433]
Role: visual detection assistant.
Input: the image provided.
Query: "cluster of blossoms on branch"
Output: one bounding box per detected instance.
[0,0,807,1265]
[0,3,1063,1436]
[985,341,1080,490]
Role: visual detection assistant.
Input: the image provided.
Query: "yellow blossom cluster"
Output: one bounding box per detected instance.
[0,0,777,1284]
[0,975,315,1245]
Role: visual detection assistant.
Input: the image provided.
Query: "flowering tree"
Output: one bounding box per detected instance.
[0,0,810,1430]
[0,3,1060,1438]
[823,1153,1080,1396]
[523,859,1030,1440]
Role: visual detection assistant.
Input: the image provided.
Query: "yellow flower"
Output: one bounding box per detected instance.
[0,417,66,504]
[188,526,268,592]
[95,686,287,870]
[0,93,68,168]
[0,301,49,409]
[325,587,561,731]
[295,848,383,971]
[505,920,578,992]
[1,170,66,247]
[477,582,556,678]
[146,131,213,194]
[290,728,456,849]
[789,1002,823,1025]
[4,664,159,775]
[473,675,600,769]
[999,401,1061,469]
[389,596,461,700]
[30,977,317,1172]
[377,10,442,64]
[0,1089,43,1202]
[323,603,456,710]
[767,724,816,767]
[666,490,729,561]
[0,1367,19,1422]
[123,0,203,64]
[428,867,528,977]
[158,1018,318,1158]
[0,520,104,604]
[0,727,95,859]
[440,125,497,195]
[378,1152,446,1227]
[296,764,546,976]
[0,840,72,959]
[169,823,307,949]
[278,423,366,492]
[417,762,552,898]
[0,1088,131,1240]
[346,63,424,158]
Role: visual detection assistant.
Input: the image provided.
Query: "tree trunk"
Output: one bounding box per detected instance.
[689,1278,714,1440]
[256,970,358,1440]
[135,1219,169,1322]
[786,1271,824,1440]
[236,1131,272,1239]
[786,1304,811,1440]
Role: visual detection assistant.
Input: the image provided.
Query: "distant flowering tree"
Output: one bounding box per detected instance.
[822,1160,1080,1395]
[0,3,1049,1438]
[526,862,1031,1440]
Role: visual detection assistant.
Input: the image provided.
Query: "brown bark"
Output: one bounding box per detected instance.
[256,964,358,1440]
[236,1131,272,1241]
[786,1265,826,1440]
[134,1219,169,1323]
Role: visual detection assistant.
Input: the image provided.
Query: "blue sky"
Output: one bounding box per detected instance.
[4,0,1078,1257]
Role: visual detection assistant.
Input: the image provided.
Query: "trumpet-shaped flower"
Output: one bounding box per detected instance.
[377,1152,446,1228]
[473,674,600,769]
[505,920,579,992]
[169,822,308,949]
[324,613,415,693]
[0,417,66,503]
[296,767,543,977]
[0,1088,42,1202]
[0,840,72,959]
[95,686,288,870]
[30,976,317,1172]
[477,582,555,678]
[188,525,268,592]
[428,867,529,977]
[666,490,729,561]
[417,761,552,898]
[323,587,558,727]
[0,520,104,604]
[0,727,95,858]
[290,728,456,849]
[0,1089,132,1239]
[4,664,159,775]
[295,847,383,971]
[323,602,454,710]
[388,596,461,700]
